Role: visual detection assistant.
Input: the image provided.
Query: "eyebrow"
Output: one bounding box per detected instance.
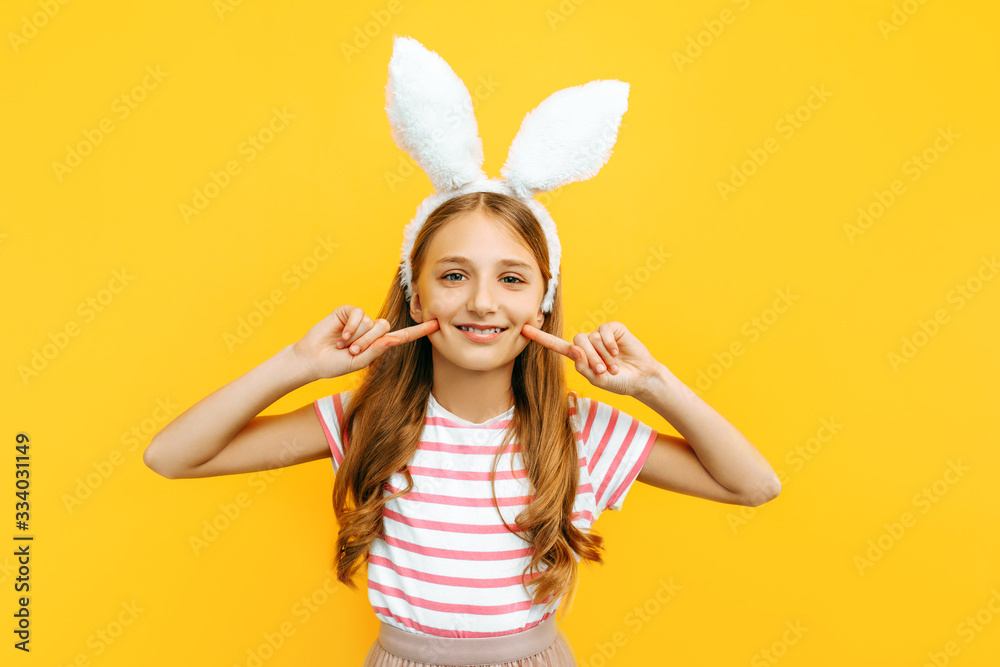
[434,255,534,272]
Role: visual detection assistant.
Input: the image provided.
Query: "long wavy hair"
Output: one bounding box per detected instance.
[331,191,607,620]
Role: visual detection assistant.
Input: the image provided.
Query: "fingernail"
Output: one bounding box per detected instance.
[350,345,360,354]
[610,365,619,373]
[336,341,344,348]
[596,364,605,373]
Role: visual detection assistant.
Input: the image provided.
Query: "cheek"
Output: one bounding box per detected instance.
[422,289,454,310]
[515,305,538,324]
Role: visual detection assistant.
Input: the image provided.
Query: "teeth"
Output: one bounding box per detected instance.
[458,326,504,334]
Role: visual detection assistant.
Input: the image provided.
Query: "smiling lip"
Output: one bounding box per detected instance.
[454,324,507,343]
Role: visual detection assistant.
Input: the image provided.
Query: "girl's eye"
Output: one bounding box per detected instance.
[442,273,524,284]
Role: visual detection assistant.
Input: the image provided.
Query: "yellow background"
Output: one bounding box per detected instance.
[3,0,999,664]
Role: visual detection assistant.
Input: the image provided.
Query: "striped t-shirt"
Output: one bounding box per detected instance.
[312,389,658,638]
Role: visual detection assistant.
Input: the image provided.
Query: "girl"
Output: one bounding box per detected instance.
[144,36,781,667]
[144,192,781,667]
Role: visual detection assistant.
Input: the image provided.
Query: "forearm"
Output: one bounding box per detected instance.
[635,363,780,503]
[143,344,316,477]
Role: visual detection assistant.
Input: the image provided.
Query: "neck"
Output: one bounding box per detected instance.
[430,348,515,423]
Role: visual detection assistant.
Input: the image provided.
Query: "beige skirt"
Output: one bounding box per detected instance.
[361,615,578,667]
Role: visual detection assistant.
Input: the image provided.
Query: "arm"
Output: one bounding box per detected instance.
[144,306,440,480]
[520,320,781,507]
[143,344,330,479]
[633,363,781,507]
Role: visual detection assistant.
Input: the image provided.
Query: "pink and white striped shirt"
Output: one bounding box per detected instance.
[312,389,658,638]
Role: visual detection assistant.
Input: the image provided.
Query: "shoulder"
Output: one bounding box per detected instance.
[321,388,355,406]
[567,391,583,423]
[569,393,655,450]
[567,390,598,427]
[314,389,357,426]
[567,390,588,414]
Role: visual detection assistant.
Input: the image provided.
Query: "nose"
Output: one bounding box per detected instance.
[468,277,498,315]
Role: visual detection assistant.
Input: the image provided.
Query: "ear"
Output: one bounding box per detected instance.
[409,289,424,323]
[500,79,630,200]
[385,36,488,193]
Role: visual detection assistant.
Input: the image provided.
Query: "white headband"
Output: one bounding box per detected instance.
[385,36,630,313]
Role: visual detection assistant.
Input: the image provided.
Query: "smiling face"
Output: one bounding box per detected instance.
[409,209,546,374]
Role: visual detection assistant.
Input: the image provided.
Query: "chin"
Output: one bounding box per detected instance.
[437,348,518,371]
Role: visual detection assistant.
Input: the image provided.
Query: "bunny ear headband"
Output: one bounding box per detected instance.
[385,35,630,314]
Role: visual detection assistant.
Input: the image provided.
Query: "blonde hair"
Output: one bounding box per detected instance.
[331,191,607,620]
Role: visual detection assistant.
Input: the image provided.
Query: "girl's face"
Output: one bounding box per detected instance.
[410,210,546,373]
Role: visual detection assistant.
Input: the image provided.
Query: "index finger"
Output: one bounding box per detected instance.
[387,318,440,344]
[521,323,581,361]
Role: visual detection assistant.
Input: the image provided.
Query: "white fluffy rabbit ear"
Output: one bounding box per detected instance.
[500,79,630,199]
[385,36,488,193]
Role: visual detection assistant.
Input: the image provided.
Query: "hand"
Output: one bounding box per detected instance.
[521,321,661,398]
[293,305,440,381]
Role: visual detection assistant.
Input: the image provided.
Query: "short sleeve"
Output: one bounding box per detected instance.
[312,390,354,475]
[574,395,658,514]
